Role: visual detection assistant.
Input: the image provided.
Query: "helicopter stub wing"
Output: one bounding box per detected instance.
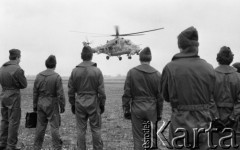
[130,49,141,55]
[110,50,131,56]
[91,48,99,53]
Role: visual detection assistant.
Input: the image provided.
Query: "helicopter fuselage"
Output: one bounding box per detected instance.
[92,37,141,60]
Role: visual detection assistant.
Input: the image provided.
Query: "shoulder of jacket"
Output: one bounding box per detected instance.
[72,67,79,72]
[53,72,61,79]
[34,73,42,81]
[53,71,60,76]
[130,66,138,72]
[127,68,135,74]
[13,67,25,76]
[156,70,162,76]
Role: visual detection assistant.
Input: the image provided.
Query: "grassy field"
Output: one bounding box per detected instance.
[0,79,171,150]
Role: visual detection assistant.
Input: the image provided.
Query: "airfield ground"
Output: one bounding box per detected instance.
[0,79,171,150]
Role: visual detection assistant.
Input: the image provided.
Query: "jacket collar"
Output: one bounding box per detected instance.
[172,46,199,61]
[215,65,237,74]
[76,61,97,67]
[134,64,157,73]
[40,69,56,76]
[2,60,19,67]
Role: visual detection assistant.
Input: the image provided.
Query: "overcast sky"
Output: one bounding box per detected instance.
[1,0,240,77]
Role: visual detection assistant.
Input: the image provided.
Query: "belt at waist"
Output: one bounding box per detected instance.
[77,91,97,95]
[175,104,209,111]
[2,87,19,91]
[39,94,56,98]
[217,102,233,108]
[133,96,156,101]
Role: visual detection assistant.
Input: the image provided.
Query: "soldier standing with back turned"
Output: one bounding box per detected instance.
[0,49,27,150]
[161,27,220,150]
[122,47,163,150]
[213,47,240,149]
[33,55,65,150]
[68,46,106,150]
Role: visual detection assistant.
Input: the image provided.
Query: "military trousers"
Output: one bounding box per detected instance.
[131,98,158,150]
[34,105,62,150]
[75,94,103,150]
[0,90,21,150]
[167,104,214,150]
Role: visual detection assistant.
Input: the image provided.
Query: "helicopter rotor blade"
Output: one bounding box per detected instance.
[118,27,164,36]
[71,27,163,38]
[115,34,145,36]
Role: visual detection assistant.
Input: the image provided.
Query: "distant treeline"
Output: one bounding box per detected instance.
[26,75,126,80]
[26,77,125,84]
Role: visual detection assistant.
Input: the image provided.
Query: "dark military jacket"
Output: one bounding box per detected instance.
[122,64,163,120]
[33,69,65,112]
[0,60,27,90]
[68,61,106,106]
[161,47,219,146]
[0,60,27,108]
[214,65,240,130]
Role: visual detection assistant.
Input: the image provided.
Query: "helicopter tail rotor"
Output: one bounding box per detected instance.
[85,36,93,45]
[82,36,94,47]
[82,42,89,47]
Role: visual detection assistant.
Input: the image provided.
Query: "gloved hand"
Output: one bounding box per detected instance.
[123,105,131,120]
[71,105,75,114]
[100,104,105,114]
[212,118,225,131]
[124,111,131,120]
[60,107,65,114]
[225,117,236,128]
[33,107,37,112]
[123,108,131,120]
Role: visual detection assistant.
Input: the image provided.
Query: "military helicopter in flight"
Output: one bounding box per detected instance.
[73,26,164,60]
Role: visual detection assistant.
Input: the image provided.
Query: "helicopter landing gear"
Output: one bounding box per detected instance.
[128,56,132,59]
[118,56,122,61]
[106,56,110,60]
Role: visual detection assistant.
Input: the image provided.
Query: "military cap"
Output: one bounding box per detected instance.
[178,26,199,49]
[81,46,93,61]
[139,47,152,62]
[217,46,234,65]
[9,49,21,58]
[45,55,56,68]
[82,46,93,55]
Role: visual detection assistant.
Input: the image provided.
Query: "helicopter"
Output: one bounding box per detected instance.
[73,26,164,60]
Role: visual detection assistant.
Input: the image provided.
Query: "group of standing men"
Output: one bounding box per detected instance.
[0,26,239,150]
[123,26,240,150]
[0,45,106,150]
